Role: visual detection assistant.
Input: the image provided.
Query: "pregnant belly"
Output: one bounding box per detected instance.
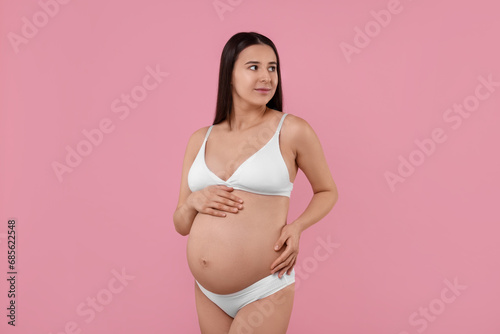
[186,191,289,294]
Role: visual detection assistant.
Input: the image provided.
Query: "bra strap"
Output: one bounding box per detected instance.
[204,125,214,141]
[276,113,288,133]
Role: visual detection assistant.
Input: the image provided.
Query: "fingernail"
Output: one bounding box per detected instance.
[274,245,279,250]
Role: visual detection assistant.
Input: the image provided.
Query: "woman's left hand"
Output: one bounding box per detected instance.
[270,222,302,278]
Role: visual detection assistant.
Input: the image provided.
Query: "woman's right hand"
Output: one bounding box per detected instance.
[187,185,244,217]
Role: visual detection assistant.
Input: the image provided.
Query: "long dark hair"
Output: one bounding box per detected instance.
[213,32,283,127]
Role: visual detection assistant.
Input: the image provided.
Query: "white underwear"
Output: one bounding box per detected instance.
[196,269,296,318]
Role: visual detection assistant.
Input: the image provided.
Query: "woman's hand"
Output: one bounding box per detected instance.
[270,222,302,278]
[188,185,244,217]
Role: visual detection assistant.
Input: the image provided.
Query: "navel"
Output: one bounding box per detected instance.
[199,257,209,268]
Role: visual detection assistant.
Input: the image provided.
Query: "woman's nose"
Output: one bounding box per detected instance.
[260,71,271,82]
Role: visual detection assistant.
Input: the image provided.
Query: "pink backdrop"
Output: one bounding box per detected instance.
[1,0,499,333]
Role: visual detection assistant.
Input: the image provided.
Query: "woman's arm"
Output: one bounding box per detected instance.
[173,197,198,236]
[291,188,338,233]
[173,128,205,236]
[271,114,339,277]
[289,114,339,231]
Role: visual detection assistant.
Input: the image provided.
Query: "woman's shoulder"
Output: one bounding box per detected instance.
[280,112,312,135]
[190,124,212,139]
[185,124,212,152]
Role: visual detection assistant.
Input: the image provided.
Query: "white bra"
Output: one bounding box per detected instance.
[188,113,293,197]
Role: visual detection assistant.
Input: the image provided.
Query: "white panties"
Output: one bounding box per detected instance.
[196,269,296,318]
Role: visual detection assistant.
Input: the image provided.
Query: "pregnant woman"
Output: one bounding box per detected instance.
[173,32,338,333]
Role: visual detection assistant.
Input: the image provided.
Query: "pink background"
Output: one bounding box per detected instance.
[1,0,499,333]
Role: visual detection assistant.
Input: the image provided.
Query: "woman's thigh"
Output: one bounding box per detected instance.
[194,281,234,334]
[229,283,295,334]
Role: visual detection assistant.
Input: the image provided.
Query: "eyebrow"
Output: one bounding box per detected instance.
[244,61,277,65]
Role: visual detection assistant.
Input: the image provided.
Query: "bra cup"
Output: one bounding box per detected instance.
[188,142,210,193]
[188,113,294,197]
[238,139,290,186]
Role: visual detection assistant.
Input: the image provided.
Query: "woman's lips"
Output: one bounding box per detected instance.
[255,89,271,94]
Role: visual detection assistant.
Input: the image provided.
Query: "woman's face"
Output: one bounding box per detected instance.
[231,44,278,109]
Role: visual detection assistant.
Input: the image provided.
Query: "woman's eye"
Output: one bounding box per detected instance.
[249,65,277,71]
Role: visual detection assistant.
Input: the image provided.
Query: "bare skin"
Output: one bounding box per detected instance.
[173,44,338,333]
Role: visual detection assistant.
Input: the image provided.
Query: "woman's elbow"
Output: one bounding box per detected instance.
[329,187,339,208]
[172,211,190,236]
[174,223,190,236]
